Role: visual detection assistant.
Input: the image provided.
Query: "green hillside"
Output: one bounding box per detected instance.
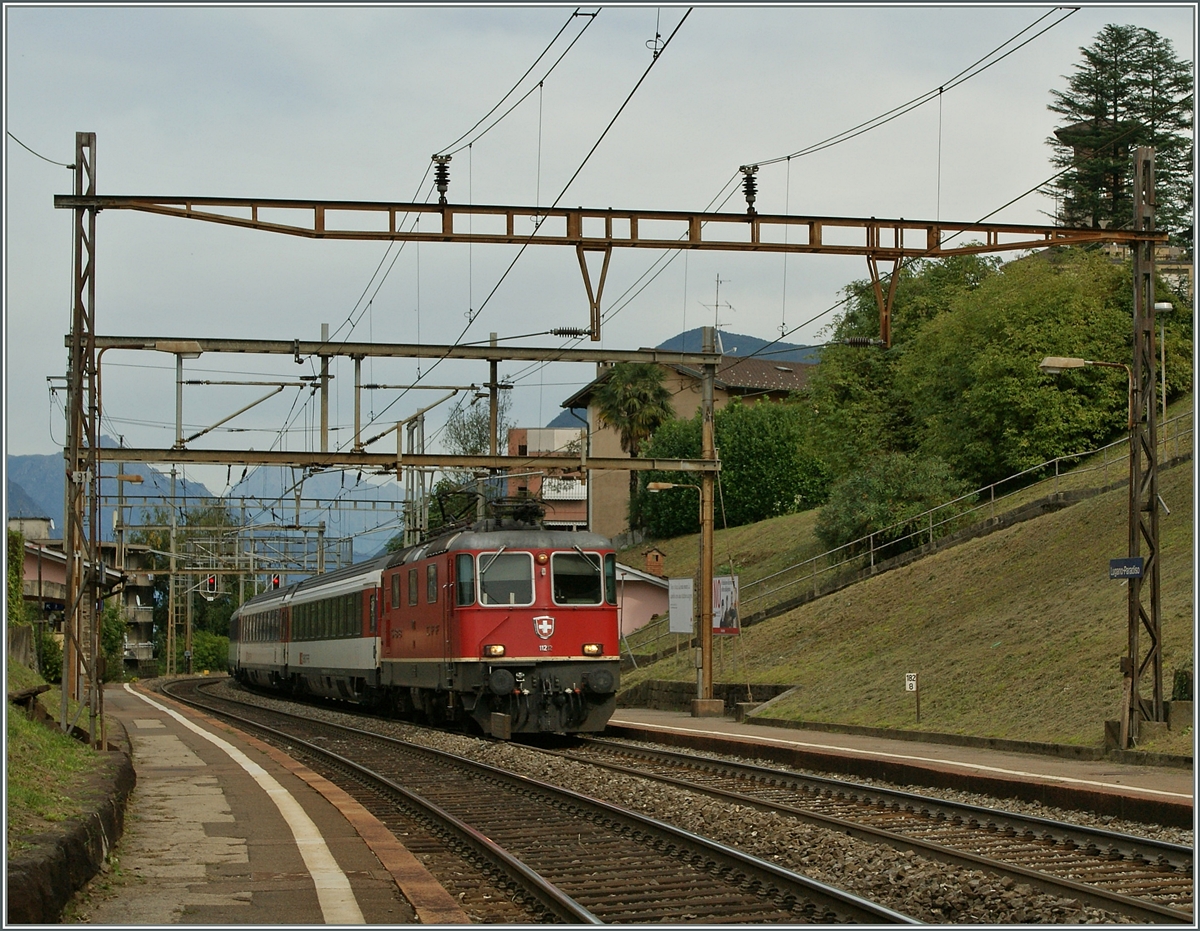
[619,455,1194,755]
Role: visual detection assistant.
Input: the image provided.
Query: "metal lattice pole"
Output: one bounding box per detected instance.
[1122,146,1164,748]
[63,132,102,744]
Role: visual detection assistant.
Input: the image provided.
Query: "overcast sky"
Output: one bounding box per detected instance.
[5,3,1195,493]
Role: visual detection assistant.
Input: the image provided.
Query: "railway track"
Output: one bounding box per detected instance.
[556,737,1194,924]
[162,679,916,923]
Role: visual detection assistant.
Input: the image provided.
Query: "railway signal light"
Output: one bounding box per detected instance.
[204,574,217,594]
[271,574,281,589]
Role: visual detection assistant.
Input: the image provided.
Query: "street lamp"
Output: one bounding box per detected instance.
[1038,357,1134,428]
[647,481,713,712]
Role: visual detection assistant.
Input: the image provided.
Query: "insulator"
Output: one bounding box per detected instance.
[432,155,452,205]
[550,327,592,338]
[740,164,759,215]
[841,337,883,348]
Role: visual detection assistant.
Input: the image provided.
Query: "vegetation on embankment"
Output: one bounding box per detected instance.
[6,660,102,856]
[619,459,1194,755]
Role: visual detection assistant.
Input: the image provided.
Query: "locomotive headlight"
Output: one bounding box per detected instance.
[483,644,506,658]
[582,643,603,656]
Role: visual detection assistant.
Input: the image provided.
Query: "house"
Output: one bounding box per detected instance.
[13,516,155,668]
[560,355,815,540]
[614,562,668,638]
[506,426,588,531]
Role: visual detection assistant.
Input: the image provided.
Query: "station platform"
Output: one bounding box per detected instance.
[75,682,469,925]
[607,709,1195,828]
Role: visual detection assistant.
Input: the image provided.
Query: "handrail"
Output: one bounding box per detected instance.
[740,410,1193,606]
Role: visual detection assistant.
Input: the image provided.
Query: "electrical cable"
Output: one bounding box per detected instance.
[752,8,1076,168]
[438,9,594,156]
[7,131,74,168]
[348,8,693,443]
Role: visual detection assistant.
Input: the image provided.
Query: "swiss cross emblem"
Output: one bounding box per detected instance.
[533,615,555,639]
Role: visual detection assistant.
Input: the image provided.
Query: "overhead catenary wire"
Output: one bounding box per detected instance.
[350,8,693,443]
[7,130,75,168]
[513,6,1085,393]
[752,7,1077,168]
[437,8,597,157]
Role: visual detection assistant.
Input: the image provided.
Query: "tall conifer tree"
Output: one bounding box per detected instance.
[1048,24,1192,249]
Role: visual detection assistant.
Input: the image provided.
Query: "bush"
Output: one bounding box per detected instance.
[36,627,62,684]
[1172,664,1193,702]
[816,452,976,557]
[189,630,229,673]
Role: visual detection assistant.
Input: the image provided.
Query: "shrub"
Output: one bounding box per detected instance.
[816,452,976,557]
[36,627,62,684]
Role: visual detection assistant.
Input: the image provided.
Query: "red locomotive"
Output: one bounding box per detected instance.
[229,516,621,737]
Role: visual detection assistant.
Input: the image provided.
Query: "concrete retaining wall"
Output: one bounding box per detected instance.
[6,718,134,924]
[618,678,792,712]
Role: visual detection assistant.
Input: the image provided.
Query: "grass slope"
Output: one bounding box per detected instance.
[621,461,1194,753]
[6,659,101,855]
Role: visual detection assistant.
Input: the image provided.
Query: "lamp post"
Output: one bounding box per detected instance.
[1153,302,1172,428]
[647,481,712,710]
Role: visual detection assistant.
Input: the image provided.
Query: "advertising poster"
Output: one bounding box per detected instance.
[713,575,740,634]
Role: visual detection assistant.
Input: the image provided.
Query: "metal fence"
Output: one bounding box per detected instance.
[626,410,1193,656]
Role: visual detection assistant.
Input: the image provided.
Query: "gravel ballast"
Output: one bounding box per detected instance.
[202,680,1192,923]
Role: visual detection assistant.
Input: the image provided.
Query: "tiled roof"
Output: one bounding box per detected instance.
[711,357,814,393]
[561,356,815,409]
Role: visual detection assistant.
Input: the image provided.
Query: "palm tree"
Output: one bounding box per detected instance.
[593,363,675,526]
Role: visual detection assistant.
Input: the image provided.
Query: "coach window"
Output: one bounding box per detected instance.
[408,568,418,606]
[478,552,534,606]
[551,552,603,605]
[426,564,438,603]
[455,554,475,606]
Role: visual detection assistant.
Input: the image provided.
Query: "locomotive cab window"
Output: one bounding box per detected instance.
[478,551,534,606]
[455,554,475,606]
[552,552,604,605]
[408,568,418,606]
[391,574,400,611]
[426,564,438,604]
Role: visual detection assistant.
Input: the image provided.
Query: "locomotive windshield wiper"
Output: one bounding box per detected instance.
[479,546,507,576]
[573,545,600,573]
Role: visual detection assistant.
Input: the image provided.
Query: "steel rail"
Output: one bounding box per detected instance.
[168,681,918,924]
[567,738,1193,924]
[160,680,599,924]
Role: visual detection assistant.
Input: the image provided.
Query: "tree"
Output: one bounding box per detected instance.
[129,502,241,654]
[638,400,831,538]
[1048,24,1193,248]
[7,528,26,627]
[895,248,1161,487]
[442,391,513,458]
[799,253,1000,478]
[593,363,675,525]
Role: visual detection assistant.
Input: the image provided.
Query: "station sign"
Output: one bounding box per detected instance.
[1109,557,1144,580]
